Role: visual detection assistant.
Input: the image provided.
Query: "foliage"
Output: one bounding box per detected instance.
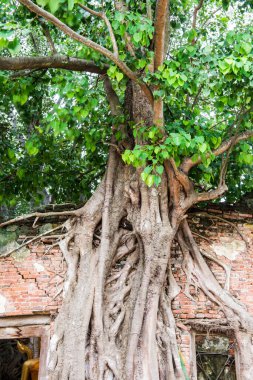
[0,0,253,212]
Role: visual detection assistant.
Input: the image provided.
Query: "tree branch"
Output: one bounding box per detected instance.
[0,210,79,228]
[168,158,194,195]
[38,18,57,54]
[191,83,204,109]
[181,130,253,174]
[154,0,169,71]
[103,76,121,116]
[114,0,136,57]
[78,3,119,58]
[17,0,153,104]
[192,0,204,29]
[153,0,169,128]
[0,225,65,258]
[193,183,228,203]
[146,0,153,21]
[0,55,108,74]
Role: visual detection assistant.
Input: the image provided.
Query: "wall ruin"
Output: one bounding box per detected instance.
[0,206,252,379]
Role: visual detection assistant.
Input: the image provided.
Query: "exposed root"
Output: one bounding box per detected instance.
[200,248,231,291]
[191,211,249,247]
[178,220,253,380]
[42,157,253,380]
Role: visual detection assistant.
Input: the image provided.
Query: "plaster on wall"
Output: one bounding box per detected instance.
[211,237,245,260]
[34,263,45,272]
[0,294,7,313]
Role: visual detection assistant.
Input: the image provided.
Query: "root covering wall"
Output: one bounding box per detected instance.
[0,207,252,377]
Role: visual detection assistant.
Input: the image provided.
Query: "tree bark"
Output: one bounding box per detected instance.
[46,84,253,380]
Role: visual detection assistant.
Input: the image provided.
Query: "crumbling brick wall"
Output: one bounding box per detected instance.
[0,244,64,316]
[0,207,252,377]
[171,208,253,376]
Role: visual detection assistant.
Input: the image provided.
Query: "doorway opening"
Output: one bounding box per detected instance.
[0,337,40,380]
[196,334,236,380]
[0,315,50,380]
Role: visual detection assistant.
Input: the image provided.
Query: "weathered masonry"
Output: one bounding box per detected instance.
[0,205,252,379]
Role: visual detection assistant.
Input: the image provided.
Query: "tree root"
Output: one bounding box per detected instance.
[22,158,251,379]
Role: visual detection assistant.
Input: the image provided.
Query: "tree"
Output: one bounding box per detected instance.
[1,0,253,379]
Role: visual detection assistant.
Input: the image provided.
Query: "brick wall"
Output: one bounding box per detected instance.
[0,243,64,316]
[0,208,252,377]
[171,210,253,376]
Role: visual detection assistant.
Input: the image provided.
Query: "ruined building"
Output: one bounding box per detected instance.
[0,204,252,379]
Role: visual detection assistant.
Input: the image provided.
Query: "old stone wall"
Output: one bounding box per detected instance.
[0,207,252,378]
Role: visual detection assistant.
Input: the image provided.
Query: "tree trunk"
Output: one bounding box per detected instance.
[47,85,253,380]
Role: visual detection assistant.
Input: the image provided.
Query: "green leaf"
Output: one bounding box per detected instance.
[239,152,253,165]
[154,175,161,187]
[141,172,148,182]
[161,151,170,159]
[146,174,154,187]
[115,12,124,22]
[170,133,182,146]
[13,92,28,105]
[144,166,152,174]
[241,41,252,55]
[17,168,25,179]
[49,0,60,13]
[180,73,187,82]
[133,33,142,43]
[199,142,208,153]
[25,140,39,156]
[8,148,15,159]
[188,29,197,42]
[8,37,20,54]
[156,165,164,175]
[116,72,124,82]
[68,0,75,11]
[191,153,200,163]
[0,38,9,50]
[36,0,48,6]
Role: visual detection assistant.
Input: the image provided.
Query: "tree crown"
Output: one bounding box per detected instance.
[0,0,253,213]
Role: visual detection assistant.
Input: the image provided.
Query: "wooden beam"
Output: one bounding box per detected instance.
[0,317,51,380]
[0,315,50,328]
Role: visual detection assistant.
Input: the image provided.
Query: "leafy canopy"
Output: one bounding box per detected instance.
[0,0,253,213]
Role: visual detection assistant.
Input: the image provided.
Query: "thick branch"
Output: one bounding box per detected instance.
[181,130,253,173]
[153,0,169,128]
[78,3,119,57]
[168,158,194,195]
[193,184,228,203]
[0,55,108,74]
[17,0,153,104]
[154,0,169,70]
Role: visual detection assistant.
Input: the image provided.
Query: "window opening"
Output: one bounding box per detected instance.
[196,334,236,380]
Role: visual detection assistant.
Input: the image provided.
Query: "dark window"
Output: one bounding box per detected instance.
[196,334,236,380]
